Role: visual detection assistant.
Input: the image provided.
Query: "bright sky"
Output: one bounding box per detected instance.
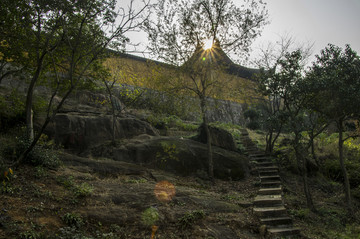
[248,0,360,67]
[123,0,360,67]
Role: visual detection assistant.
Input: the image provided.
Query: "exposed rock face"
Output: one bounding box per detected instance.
[91,135,248,180]
[53,113,159,150]
[195,124,237,151]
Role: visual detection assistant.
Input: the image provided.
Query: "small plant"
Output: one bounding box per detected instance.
[1,167,14,194]
[34,166,47,179]
[73,183,94,198]
[125,178,147,184]
[141,207,159,227]
[62,213,84,228]
[289,208,311,220]
[178,210,205,229]
[20,231,43,239]
[57,176,93,198]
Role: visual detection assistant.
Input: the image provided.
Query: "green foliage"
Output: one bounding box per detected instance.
[1,167,14,194]
[20,230,45,239]
[125,178,147,184]
[15,135,61,169]
[0,88,26,130]
[141,207,159,227]
[156,141,179,166]
[244,108,261,130]
[289,208,311,220]
[57,176,93,198]
[57,227,91,239]
[178,210,205,229]
[325,224,360,239]
[73,183,94,198]
[62,213,84,229]
[147,114,198,131]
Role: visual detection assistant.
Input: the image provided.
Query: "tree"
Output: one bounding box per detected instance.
[0,0,32,84]
[255,35,313,154]
[13,0,149,166]
[143,0,268,179]
[307,44,360,214]
[258,50,316,211]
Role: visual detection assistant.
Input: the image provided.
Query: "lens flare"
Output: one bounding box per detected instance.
[154,181,176,203]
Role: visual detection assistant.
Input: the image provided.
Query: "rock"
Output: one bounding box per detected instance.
[53,113,159,151]
[195,124,237,151]
[60,152,148,177]
[92,136,248,180]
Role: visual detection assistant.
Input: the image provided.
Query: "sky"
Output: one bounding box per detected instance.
[250,0,360,67]
[122,0,360,67]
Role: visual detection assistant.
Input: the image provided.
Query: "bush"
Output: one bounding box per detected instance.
[15,135,61,169]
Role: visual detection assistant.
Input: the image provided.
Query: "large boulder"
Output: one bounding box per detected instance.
[91,135,249,180]
[53,113,158,151]
[195,124,237,151]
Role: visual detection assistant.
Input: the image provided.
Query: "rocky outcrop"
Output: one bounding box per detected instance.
[52,113,158,151]
[195,124,237,151]
[91,135,248,180]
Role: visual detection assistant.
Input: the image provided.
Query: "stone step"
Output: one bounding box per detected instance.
[259,170,279,176]
[256,162,275,167]
[254,195,282,207]
[257,166,279,172]
[267,227,300,237]
[260,175,281,182]
[260,216,293,226]
[260,181,281,188]
[253,206,287,218]
[255,157,272,163]
[249,153,267,157]
[258,187,282,195]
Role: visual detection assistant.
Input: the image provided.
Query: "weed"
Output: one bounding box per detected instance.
[57,176,93,198]
[220,193,245,202]
[34,166,47,179]
[125,178,147,184]
[289,208,311,220]
[141,207,159,227]
[62,212,84,228]
[20,231,44,239]
[56,226,90,239]
[73,183,94,198]
[178,210,205,229]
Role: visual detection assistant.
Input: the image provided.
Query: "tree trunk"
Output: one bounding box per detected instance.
[266,131,273,154]
[14,84,75,167]
[26,57,44,140]
[200,97,213,181]
[294,133,316,212]
[338,121,352,214]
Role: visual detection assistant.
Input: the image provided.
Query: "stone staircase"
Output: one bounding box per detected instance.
[240,129,301,238]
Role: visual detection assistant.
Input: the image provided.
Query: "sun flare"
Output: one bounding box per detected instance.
[203,39,213,50]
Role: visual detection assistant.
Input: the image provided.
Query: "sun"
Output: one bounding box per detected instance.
[203,39,213,50]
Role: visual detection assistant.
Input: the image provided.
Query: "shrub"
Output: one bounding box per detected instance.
[15,135,61,169]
